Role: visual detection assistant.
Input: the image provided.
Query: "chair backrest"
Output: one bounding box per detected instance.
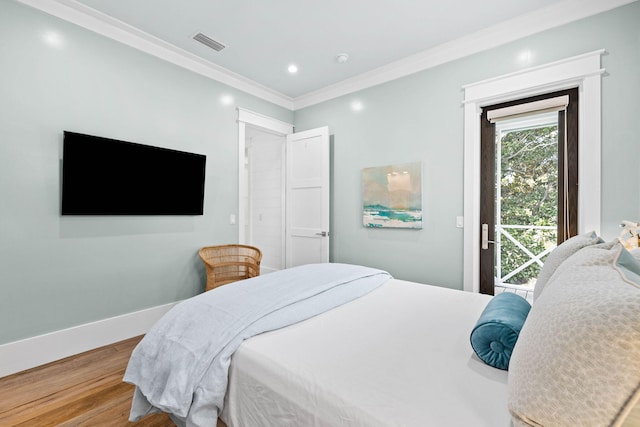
[198,244,262,291]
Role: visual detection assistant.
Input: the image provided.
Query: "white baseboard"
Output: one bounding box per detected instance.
[0,302,178,378]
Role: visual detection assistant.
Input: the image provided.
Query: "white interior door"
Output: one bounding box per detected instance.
[286,126,330,267]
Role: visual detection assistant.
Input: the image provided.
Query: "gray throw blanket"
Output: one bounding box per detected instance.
[124,263,391,427]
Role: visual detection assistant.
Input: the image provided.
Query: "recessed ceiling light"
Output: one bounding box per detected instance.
[287,64,298,74]
[351,100,364,112]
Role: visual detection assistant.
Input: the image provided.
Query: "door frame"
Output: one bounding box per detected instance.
[462,50,604,293]
[237,108,293,245]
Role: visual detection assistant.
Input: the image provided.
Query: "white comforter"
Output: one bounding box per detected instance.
[124,263,391,427]
[222,279,510,427]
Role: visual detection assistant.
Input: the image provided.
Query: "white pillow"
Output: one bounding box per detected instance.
[533,230,602,301]
[509,243,640,426]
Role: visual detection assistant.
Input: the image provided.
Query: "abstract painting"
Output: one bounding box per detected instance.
[362,161,423,229]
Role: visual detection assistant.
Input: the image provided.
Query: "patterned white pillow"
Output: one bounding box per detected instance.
[533,231,602,301]
[509,243,640,426]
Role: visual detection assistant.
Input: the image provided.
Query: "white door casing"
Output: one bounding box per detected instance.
[462,50,604,293]
[286,126,330,267]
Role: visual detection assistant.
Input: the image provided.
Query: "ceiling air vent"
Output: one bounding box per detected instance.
[193,32,226,52]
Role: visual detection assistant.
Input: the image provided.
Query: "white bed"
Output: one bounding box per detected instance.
[221,279,509,427]
[127,239,640,427]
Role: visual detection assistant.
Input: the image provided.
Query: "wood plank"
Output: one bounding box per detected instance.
[64,392,174,427]
[11,382,133,427]
[0,336,138,414]
[0,335,179,426]
[0,371,126,425]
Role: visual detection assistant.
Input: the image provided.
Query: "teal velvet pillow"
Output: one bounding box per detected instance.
[470,292,531,370]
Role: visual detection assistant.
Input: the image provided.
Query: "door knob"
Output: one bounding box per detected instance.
[315,231,329,237]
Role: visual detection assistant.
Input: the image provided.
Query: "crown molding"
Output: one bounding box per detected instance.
[292,0,636,110]
[17,0,295,110]
[18,0,636,112]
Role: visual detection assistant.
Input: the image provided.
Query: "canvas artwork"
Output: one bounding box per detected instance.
[362,161,423,229]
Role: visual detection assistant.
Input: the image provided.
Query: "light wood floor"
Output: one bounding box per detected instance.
[0,335,174,426]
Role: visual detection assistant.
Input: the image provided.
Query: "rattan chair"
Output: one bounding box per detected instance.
[198,244,262,291]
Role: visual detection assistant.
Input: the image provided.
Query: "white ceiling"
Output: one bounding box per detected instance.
[28,0,634,108]
[72,0,566,98]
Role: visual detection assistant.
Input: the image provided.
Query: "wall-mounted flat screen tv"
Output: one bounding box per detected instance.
[61,131,206,215]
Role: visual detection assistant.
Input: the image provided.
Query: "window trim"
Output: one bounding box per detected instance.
[462,50,604,293]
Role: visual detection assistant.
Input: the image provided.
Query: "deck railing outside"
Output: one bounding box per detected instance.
[494,224,556,304]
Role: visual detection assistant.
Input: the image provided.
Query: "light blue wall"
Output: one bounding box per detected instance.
[294,2,640,287]
[2,1,638,346]
[0,1,293,344]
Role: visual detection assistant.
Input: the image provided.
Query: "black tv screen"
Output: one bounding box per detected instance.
[61,131,206,215]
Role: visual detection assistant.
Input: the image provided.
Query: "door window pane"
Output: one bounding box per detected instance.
[495,113,558,289]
